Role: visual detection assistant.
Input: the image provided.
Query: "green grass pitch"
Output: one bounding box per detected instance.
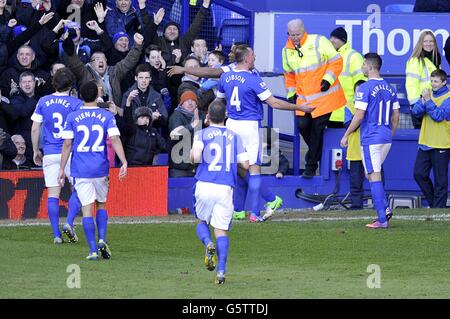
[1,209,450,299]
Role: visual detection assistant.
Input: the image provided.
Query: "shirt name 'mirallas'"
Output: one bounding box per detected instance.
[75,111,106,123]
[225,74,246,84]
[45,98,71,108]
[371,84,395,97]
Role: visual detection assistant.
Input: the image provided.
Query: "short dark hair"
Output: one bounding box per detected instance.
[135,63,152,76]
[208,100,226,124]
[19,71,35,82]
[190,37,207,48]
[52,68,75,92]
[431,69,447,82]
[234,44,251,63]
[146,44,161,56]
[80,80,99,103]
[364,53,382,71]
[183,55,200,66]
[209,50,225,64]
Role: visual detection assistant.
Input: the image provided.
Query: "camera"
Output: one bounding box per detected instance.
[68,28,77,40]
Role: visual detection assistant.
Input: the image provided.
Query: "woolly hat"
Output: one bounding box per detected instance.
[13,25,27,38]
[163,21,180,33]
[113,32,130,45]
[179,90,199,106]
[330,27,347,44]
[134,106,152,121]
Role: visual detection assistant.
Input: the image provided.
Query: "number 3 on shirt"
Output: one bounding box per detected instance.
[230,86,241,111]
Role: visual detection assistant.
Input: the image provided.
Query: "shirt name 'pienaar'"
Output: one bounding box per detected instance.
[225,74,246,84]
[371,84,395,97]
[75,111,106,123]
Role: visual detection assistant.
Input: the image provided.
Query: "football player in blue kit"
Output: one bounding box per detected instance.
[58,81,128,260]
[341,53,400,229]
[31,68,83,244]
[191,100,249,284]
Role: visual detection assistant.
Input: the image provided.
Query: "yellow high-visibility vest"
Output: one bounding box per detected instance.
[418,90,450,149]
[405,57,437,105]
[282,33,346,118]
[329,42,366,123]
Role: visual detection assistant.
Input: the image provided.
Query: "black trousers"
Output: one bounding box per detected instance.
[297,113,331,173]
[413,148,450,208]
[350,160,365,208]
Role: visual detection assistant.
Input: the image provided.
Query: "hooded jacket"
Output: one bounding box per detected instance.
[118,105,167,166]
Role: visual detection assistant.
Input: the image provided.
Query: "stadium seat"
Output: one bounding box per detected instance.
[217,18,250,48]
[211,4,233,29]
[385,4,415,12]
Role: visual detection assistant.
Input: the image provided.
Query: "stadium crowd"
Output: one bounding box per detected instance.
[0,0,449,199]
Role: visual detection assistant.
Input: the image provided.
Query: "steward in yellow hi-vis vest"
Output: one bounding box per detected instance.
[328,27,366,126]
[411,69,450,208]
[405,31,441,129]
[282,19,347,178]
[282,32,346,118]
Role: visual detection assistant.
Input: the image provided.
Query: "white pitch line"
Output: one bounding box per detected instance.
[2,214,450,227]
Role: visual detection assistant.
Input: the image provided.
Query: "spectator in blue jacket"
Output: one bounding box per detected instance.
[106,0,142,47]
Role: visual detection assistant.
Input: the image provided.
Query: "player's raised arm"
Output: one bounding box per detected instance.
[167,65,223,79]
[264,95,314,113]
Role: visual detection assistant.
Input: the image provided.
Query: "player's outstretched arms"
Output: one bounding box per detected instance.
[264,95,314,113]
[167,65,223,79]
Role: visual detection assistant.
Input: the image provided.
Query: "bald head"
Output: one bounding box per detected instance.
[287,19,305,46]
[287,19,304,31]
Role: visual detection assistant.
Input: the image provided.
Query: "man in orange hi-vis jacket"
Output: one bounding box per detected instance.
[282,19,347,178]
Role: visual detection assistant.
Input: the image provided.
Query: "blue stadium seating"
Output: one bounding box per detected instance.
[217,18,250,48]
[385,4,415,12]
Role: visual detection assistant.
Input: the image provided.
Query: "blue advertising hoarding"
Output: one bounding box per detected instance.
[272,12,450,75]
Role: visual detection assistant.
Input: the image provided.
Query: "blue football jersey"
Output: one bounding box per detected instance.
[31,94,83,155]
[221,62,260,76]
[217,70,272,121]
[354,79,400,146]
[62,106,120,178]
[193,125,248,187]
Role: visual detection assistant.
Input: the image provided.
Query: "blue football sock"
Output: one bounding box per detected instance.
[196,222,212,247]
[66,189,81,227]
[48,197,61,238]
[82,217,97,254]
[370,181,387,223]
[96,209,108,242]
[233,175,248,211]
[260,184,276,203]
[248,174,262,216]
[216,236,229,273]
